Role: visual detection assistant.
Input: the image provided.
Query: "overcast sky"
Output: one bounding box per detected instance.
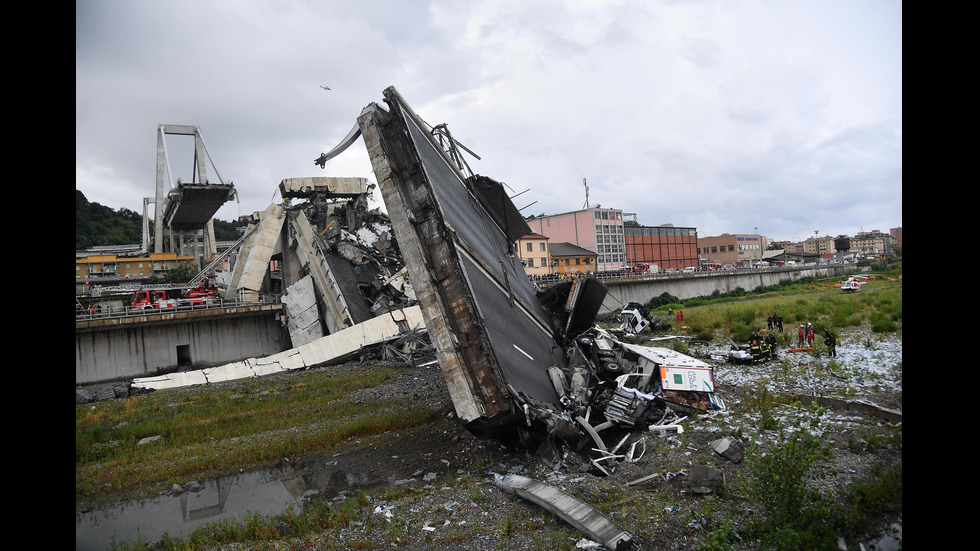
[76,0,901,242]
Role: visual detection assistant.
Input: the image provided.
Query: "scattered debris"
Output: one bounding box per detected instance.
[494,473,634,551]
[708,436,745,463]
[688,465,726,494]
[617,302,652,334]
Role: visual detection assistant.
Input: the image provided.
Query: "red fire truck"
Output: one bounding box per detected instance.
[130,282,218,309]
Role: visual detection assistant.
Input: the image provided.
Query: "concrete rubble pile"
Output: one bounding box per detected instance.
[274,175,418,340]
[124,175,429,393]
[340,86,727,472]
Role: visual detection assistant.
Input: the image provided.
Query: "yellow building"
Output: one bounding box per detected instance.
[75,252,196,279]
[516,234,552,276]
[548,242,597,275]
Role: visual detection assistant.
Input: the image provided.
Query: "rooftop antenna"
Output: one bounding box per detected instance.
[583,178,590,209]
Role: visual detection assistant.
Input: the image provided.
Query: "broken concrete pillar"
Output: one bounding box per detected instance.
[227,204,285,302]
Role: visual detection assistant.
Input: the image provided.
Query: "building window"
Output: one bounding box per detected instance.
[526,243,533,252]
[528,258,534,267]
[539,243,546,252]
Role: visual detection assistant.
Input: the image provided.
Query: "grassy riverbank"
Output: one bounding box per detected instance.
[76,366,442,506]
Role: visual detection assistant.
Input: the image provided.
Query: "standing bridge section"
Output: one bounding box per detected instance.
[148,124,236,269]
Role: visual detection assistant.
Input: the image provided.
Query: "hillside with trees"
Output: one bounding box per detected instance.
[75,190,242,251]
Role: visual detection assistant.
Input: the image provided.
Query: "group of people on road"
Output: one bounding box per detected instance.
[529,272,588,284]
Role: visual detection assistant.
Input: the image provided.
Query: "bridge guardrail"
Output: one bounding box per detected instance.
[529,264,815,287]
[75,296,280,322]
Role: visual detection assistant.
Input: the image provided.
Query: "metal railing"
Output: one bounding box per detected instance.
[530,263,815,287]
[75,295,280,322]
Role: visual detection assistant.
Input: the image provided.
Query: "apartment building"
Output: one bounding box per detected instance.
[697,234,763,266]
[851,230,894,257]
[525,207,626,272]
[76,252,196,279]
[516,234,552,276]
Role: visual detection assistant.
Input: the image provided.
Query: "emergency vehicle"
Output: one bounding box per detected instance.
[130,282,218,309]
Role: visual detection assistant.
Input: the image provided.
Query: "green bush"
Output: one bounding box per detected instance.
[730,322,752,343]
[744,415,839,550]
[645,292,680,309]
[870,311,898,333]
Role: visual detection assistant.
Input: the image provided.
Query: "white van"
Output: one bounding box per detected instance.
[682,267,697,274]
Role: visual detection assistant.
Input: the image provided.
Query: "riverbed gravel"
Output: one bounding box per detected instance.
[162,323,902,551]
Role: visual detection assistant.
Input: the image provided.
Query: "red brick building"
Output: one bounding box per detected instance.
[624,224,699,271]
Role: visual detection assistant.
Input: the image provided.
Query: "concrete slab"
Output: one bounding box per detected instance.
[282,275,323,347]
[204,363,256,384]
[251,362,287,377]
[279,176,372,199]
[132,370,209,391]
[227,204,285,302]
[296,306,425,368]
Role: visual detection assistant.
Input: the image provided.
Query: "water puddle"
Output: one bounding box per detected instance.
[76,464,397,550]
[864,520,902,551]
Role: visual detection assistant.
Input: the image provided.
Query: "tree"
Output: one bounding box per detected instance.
[148,262,197,284]
[76,190,246,249]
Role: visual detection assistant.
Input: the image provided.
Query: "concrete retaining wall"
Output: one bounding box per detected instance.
[598,266,843,314]
[76,313,285,386]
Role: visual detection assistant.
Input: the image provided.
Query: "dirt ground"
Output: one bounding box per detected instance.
[178,324,901,551]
